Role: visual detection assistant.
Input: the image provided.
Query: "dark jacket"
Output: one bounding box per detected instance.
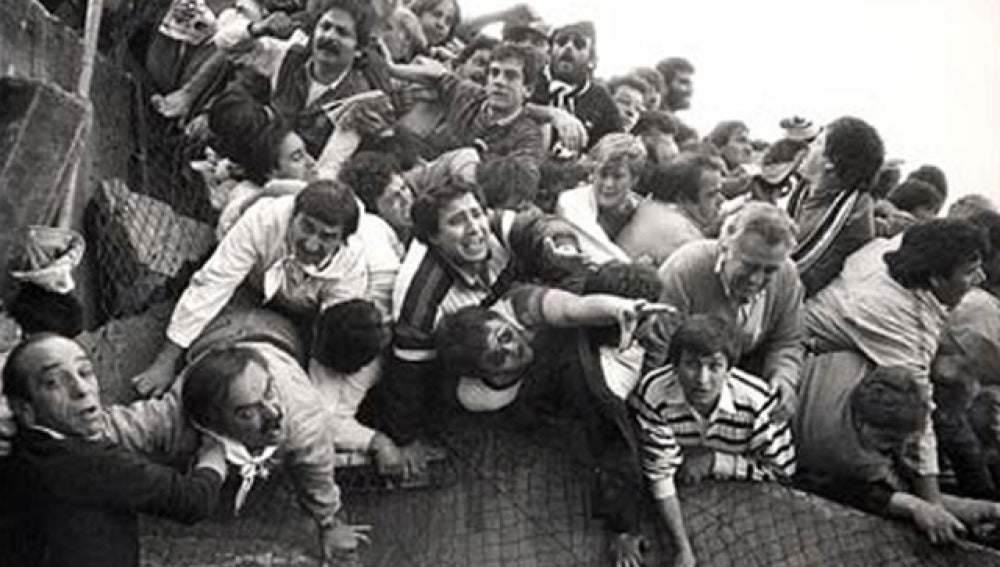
[2,428,222,567]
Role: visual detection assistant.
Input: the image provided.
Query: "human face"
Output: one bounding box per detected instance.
[592,161,634,210]
[486,57,529,116]
[479,317,534,377]
[720,233,791,303]
[274,132,316,181]
[418,0,456,46]
[429,192,490,266]
[510,32,550,66]
[457,48,492,85]
[693,170,724,228]
[289,213,345,267]
[641,130,679,164]
[643,89,662,113]
[931,258,986,309]
[311,8,358,72]
[612,85,646,132]
[375,175,414,233]
[550,32,593,84]
[720,128,753,169]
[676,351,728,416]
[219,361,284,451]
[797,129,829,189]
[666,70,693,111]
[17,337,103,438]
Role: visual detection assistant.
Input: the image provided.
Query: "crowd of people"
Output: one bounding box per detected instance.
[2,0,1000,566]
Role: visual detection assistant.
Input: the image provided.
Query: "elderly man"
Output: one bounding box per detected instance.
[131,179,367,397]
[617,155,725,266]
[644,202,805,420]
[535,21,623,151]
[381,179,583,471]
[181,341,370,564]
[803,219,988,506]
[0,334,226,567]
[215,0,393,156]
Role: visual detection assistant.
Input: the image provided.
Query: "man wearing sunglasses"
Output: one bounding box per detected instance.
[532,21,624,152]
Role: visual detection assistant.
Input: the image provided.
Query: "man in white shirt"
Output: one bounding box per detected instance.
[131,179,367,397]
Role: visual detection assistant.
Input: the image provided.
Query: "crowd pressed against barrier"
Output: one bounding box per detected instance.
[2,1,1000,566]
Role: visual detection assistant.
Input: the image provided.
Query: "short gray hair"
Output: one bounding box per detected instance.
[720,202,797,249]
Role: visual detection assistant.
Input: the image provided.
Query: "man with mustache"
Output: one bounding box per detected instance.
[643,202,805,423]
[215,0,394,157]
[533,21,623,152]
[131,180,368,398]
[182,342,371,564]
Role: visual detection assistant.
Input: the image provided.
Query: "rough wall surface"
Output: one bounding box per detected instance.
[0,0,133,312]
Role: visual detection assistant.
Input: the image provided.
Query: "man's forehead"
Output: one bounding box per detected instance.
[21,337,88,373]
[735,234,791,263]
[318,7,355,26]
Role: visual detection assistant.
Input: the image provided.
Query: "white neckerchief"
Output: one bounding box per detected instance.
[192,422,278,516]
[261,229,336,302]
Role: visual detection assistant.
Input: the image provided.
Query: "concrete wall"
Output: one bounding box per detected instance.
[1,0,135,319]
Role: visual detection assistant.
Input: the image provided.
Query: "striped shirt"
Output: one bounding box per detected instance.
[630,365,796,499]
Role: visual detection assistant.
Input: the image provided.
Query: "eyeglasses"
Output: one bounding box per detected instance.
[553,34,588,51]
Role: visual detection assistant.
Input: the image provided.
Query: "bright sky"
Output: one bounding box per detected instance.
[463,0,1000,204]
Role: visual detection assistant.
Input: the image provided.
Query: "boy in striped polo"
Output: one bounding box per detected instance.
[630,314,795,566]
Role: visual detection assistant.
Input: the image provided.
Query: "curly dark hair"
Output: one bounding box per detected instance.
[907,165,948,201]
[824,116,885,192]
[312,299,386,373]
[338,151,402,213]
[410,179,478,243]
[884,218,987,289]
[208,91,289,185]
[886,179,943,216]
[306,0,375,48]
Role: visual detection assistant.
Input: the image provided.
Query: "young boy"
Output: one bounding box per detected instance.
[630,314,796,567]
[309,300,403,474]
[1,334,226,567]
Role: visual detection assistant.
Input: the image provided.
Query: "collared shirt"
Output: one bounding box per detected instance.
[804,237,949,476]
[167,196,367,348]
[630,365,796,499]
[714,252,768,348]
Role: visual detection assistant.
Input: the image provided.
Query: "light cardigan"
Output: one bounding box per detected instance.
[648,239,805,393]
[166,196,368,348]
